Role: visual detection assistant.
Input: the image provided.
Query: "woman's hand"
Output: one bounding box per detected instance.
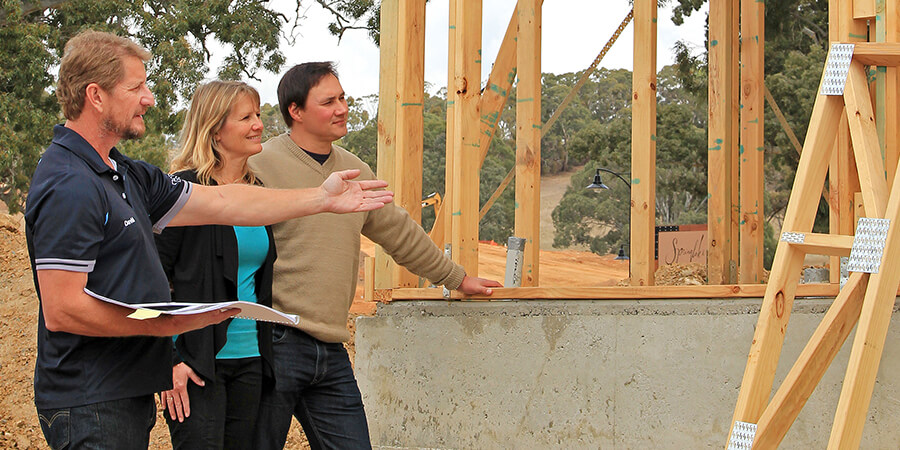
[161,362,205,422]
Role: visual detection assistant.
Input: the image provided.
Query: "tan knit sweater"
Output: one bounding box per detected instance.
[248,133,466,342]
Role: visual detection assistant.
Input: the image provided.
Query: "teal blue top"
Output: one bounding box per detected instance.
[216,226,268,359]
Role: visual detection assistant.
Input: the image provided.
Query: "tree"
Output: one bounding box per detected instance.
[552,65,708,255]
[1,0,292,211]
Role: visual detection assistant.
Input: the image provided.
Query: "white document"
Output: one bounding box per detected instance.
[86,289,300,326]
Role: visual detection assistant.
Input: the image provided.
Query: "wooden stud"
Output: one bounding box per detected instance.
[448,0,482,275]
[515,0,541,286]
[730,0,741,284]
[707,0,737,284]
[829,0,866,286]
[844,60,889,219]
[390,0,427,287]
[375,0,400,289]
[364,256,376,303]
[883,0,900,190]
[431,8,519,247]
[630,0,657,286]
[739,0,765,283]
[442,0,458,252]
[874,1,890,191]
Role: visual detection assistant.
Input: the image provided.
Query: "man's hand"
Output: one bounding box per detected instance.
[162,363,204,422]
[456,275,502,296]
[321,169,394,213]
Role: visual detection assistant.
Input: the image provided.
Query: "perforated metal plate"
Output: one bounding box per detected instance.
[840,256,849,290]
[820,43,855,96]
[728,421,757,450]
[848,218,890,274]
[780,232,805,244]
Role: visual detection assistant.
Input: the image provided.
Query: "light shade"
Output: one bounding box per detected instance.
[615,244,629,260]
[586,169,611,190]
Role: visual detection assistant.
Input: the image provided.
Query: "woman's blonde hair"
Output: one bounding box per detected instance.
[171,80,261,185]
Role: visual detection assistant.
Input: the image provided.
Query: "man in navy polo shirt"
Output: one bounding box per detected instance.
[25,30,393,450]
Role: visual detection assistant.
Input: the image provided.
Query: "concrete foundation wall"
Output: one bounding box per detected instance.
[355,298,900,448]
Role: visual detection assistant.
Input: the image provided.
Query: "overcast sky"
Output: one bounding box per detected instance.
[220,1,709,106]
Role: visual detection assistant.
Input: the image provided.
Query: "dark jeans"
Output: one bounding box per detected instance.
[253,325,371,450]
[37,395,156,450]
[165,357,263,450]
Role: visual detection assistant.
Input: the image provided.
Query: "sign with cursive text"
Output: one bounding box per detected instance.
[657,227,708,265]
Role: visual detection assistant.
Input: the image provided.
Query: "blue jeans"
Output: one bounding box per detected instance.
[165,357,263,450]
[253,325,371,450]
[37,395,156,450]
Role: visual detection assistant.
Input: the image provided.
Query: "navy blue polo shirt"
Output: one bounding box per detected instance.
[25,125,192,409]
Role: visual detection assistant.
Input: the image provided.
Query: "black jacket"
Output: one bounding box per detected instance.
[154,169,275,386]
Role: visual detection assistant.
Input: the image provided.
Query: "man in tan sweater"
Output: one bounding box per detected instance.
[249,62,501,449]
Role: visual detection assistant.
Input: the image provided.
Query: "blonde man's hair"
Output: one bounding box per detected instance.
[57,30,151,120]
[171,81,261,186]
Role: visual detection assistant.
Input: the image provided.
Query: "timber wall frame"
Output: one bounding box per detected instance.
[372,0,900,444]
[374,0,896,297]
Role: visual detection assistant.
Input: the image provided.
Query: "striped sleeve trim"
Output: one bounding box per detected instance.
[34,258,95,272]
[153,181,193,234]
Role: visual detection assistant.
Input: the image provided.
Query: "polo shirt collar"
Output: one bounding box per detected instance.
[51,124,124,175]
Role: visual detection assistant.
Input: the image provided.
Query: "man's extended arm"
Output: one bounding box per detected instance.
[168,169,392,227]
[37,270,237,337]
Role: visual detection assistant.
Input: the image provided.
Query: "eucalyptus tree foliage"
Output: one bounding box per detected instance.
[1,0,292,211]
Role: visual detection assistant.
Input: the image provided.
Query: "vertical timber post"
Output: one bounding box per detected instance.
[448,0,482,275]
[630,0,657,286]
[828,0,865,284]
[391,0,426,287]
[515,0,541,286]
[708,0,738,284]
[739,0,765,283]
[375,0,400,289]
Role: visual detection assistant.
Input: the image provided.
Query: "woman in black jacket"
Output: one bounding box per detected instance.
[155,80,274,449]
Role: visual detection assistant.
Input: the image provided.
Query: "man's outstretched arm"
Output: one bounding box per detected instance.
[169,169,393,228]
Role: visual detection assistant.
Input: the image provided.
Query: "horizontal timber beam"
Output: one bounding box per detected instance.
[387,284,847,301]
[851,43,900,66]
[783,232,854,256]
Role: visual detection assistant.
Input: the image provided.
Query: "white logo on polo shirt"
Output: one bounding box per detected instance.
[123,217,136,227]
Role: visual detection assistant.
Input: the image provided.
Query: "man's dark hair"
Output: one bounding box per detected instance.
[278,62,339,127]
